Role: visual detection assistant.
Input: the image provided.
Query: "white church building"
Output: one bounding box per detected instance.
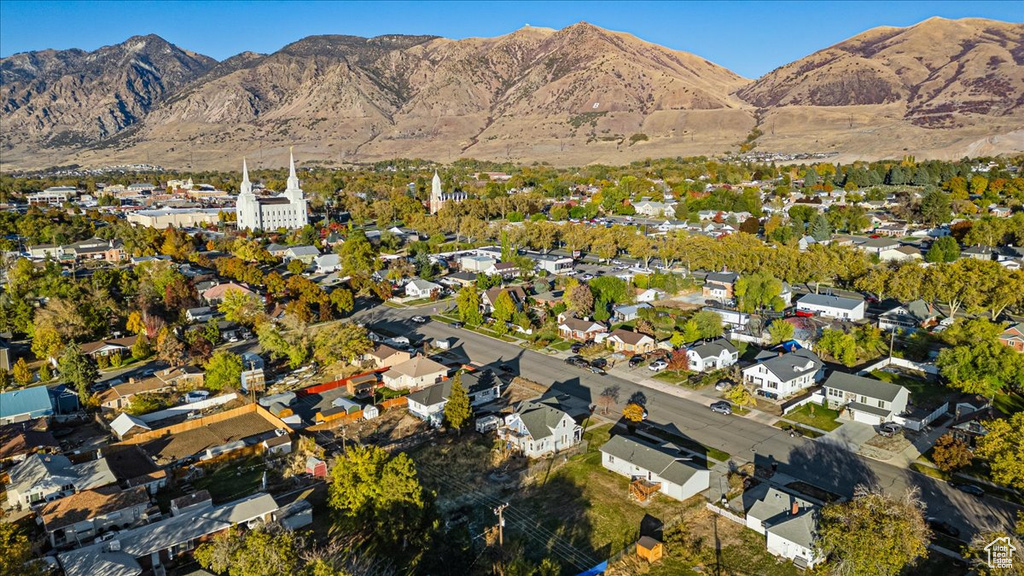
[429,170,466,214]
[236,150,309,231]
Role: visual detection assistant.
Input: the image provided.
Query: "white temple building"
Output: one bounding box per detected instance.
[236,150,309,231]
[429,170,466,215]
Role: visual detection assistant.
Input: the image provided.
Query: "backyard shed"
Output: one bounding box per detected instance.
[636,536,663,563]
[305,457,328,478]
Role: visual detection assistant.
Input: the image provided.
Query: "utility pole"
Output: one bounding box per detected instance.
[493,503,508,547]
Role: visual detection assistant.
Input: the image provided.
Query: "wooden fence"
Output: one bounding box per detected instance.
[307,396,408,432]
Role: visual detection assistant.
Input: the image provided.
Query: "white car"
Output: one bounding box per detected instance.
[648,360,668,372]
[411,315,427,324]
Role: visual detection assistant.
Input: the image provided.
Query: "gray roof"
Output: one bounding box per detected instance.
[767,508,819,550]
[880,299,936,323]
[751,349,821,383]
[58,493,278,576]
[823,371,906,403]
[688,339,737,360]
[514,400,572,440]
[705,272,739,285]
[798,293,864,311]
[600,435,704,487]
[407,370,498,407]
[8,453,116,495]
[747,486,816,525]
[286,245,319,256]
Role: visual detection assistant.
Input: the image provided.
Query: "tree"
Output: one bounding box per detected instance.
[809,214,832,242]
[59,342,98,403]
[205,351,243,392]
[679,320,702,344]
[286,259,306,275]
[313,323,372,366]
[565,283,594,316]
[692,310,723,339]
[195,527,299,576]
[157,332,187,368]
[329,288,354,317]
[492,291,516,324]
[38,362,53,382]
[444,373,471,433]
[919,190,952,226]
[817,329,858,367]
[126,310,146,335]
[328,446,429,550]
[0,369,9,391]
[219,290,265,327]
[0,522,45,576]
[937,340,1024,398]
[931,433,972,472]
[976,413,1024,490]
[768,320,795,344]
[623,402,645,423]
[734,272,785,313]
[131,336,152,361]
[925,235,960,263]
[817,489,929,576]
[456,286,484,326]
[597,385,620,415]
[12,357,32,387]
[725,384,755,407]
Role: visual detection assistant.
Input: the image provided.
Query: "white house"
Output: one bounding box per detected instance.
[406,370,501,427]
[636,289,665,303]
[314,253,341,274]
[820,372,910,426]
[405,278,442,299]
[5,453,116,508]
[499,400,581,458]
[796,293,865,321]
[283,245,320,264]
[877,300,939,333]
[613,303,653,322]
[600,435,709,502]
[528,251,574,275]
[39,485,150,548]
[382,356,448,391]
[741,349,822,399]
[744,486,823,569]
[459,254,496,273]
[686,339,739,372]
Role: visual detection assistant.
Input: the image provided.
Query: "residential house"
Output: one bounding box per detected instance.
[405,278,442,299]
[878,300,940,333]
[185,306,215,323]
[636,288,665,303]
[266,243,290,258]
[382,356,448,390]
[633,200,675,218]
[40,485,151,548]
[796,293,865,321]
[485,261,520,279]
[5,453,116,508]
[600,435,710,502]
[481,286,527,314]
[557,315,607,342]
[0,421,60,464]
[528,251,574,275]
[97,368,199,412]
[110,413,152,441]
[999,323,1024,353]
[201,282,256,304]
[686,339,739,372]
[407,370,501,426]
[741,349,822,399]
[499,400,582,458]
[362,344,412,370]
[80,335,138,358]
[314,253,341,274]
[613,303,653,322]
[874,223,910,238]
[103,445,168,495]
[607,329,657,355]
[820,372,910,426]
[962,245,997,261]
[283,245,319,264]
[744,486,823,569]
[703,272,739,301]
[879,245,923,262]
[439,270,478,288]
[56,493,278,576]
[0,386,54,424]
[459,254,497,273]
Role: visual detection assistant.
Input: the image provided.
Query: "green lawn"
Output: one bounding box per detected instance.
[550,341,573,351]
[773,420,824,439]
[642,425,731,462]
[653,370,689,384]
[994,390,1024,416]
[870,369,951,409]
[783,404,841,432]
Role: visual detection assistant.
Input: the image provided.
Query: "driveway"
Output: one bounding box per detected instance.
[819,421,877,452]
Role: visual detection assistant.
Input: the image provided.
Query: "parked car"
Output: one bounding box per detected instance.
[411,315,427,324]
[570,342,585,354]
[564,355,584,365]
[590,358,608,369]
[450,321,464,328]
[950,483,985,497]
[714,381,730,391]
[572,358,591,369]
[710,401,733,415]
[879,422,902,437]
[628,355,644,368]
[926,517,961,538]
[648,360,668,372]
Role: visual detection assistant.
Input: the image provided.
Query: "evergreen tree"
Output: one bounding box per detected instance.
[803,169,819,188]
[809,214,833,242]
[911,167,932,186]
[59,342,98,403]
[444,373,472,433]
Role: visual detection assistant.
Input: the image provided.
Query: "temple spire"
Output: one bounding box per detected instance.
[240,157,252,195]
[286,146,300,192]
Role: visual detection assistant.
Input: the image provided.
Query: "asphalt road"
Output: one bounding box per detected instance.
[355,304,1021,539]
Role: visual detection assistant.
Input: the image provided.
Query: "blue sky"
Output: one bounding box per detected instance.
[1,1,1019,78]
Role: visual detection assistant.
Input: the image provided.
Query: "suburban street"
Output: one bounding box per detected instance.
[356,304,1022,539]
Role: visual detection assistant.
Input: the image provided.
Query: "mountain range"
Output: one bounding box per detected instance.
[1,17,1022,171]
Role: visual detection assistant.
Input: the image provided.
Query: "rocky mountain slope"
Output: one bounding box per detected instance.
[1,18,1021,170]
[1,35,215,150]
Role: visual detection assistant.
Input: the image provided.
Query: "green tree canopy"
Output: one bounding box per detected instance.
[205,351,243,392]
[195,527,299,576]
[976,412,1024,490]
[59,342,98,403]
[456,286,484,325]
[443,373,472,432]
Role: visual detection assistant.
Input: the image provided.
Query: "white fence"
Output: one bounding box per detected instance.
[895,402,949,432]
[138,393,238,423]
[729,331,764,345]
[858,357,938,376]
[706,502,746,524]
[782,392,825,416]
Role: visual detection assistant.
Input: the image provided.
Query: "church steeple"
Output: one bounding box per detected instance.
[240,157,253,196]
[286,147,300,193]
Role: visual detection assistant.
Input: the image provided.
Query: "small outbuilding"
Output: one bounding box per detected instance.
[305,457,328,478]
[636,536,663,563]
